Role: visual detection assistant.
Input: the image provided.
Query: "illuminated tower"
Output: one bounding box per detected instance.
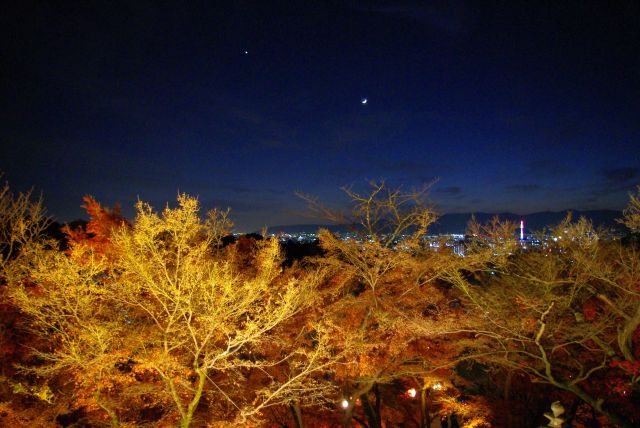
[520,219,525,241]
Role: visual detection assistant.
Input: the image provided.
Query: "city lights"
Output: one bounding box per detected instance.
[407,388,417,398]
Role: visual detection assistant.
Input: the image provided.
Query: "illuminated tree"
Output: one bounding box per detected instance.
[7,195,333,427]
[8,240,124,425]
[0,177,49,268]
[62,196,127,260]
[300,180,437,306]
[300,181,493,427]
[446,212,640,428]
[619,185,640,232]
[0,178,53,425]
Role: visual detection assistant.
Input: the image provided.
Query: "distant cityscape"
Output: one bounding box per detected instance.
[247,215,623,258]
[255,209,624,237]
[237,208,627,256]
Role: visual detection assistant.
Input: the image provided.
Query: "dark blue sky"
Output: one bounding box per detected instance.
[1,1,639,231]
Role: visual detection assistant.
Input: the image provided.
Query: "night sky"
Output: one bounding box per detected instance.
[1,1,639,231]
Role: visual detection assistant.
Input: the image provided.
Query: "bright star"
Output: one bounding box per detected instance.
[361,98,367,105]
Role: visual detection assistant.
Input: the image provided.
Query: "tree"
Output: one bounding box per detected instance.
[447,212,640,427]
[300,180,437,307]
[0,178,53,426]
[619,186,640,232]
[7,194,333,427]
[62,195,128,260]
[0,177,49,268]
[9,239,125,426]
[300,181,493,427]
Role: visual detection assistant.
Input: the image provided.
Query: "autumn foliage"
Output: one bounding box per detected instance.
[0,180,639,427]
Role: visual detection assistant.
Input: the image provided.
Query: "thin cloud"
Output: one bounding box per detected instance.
[601,167,639,184]
[435,186,462,195]
[381,159,433,174]
[324,111,413,151]
[505,184,542,192]
[525,160,571,177]
[578,166,640,208]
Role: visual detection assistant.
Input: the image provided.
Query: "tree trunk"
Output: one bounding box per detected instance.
[565,383,633,428]
[343,402,356,428]
[94,374,119,428]
[343,381,376,428]
[618,303,640,362]
[420,385,432,428]
[360,390,381,428]
[95,392,119,428]
[503,370,513,428]
[374,384,381,425]
[290,402,304,428]
[181,369,206,428]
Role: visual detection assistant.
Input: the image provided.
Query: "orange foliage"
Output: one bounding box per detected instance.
[63,196,127,259]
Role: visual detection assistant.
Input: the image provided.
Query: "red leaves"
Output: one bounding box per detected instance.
[605,375,633,397]
[514,295,528,311]
[582,298,599,321]
[610,359,640,377]
[63,196,127,258]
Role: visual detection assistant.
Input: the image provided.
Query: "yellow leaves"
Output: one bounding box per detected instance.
[552,214,599,250]
[520,318,538,334]
[100,194,326,422]
[11,382,55,404]
[205,207,233,246]
[461,417,491,428]
[6,193,332,425]
[254,237,282,281]
[0,179,50,266]
[466,215,519,261]
[619,185,640,232]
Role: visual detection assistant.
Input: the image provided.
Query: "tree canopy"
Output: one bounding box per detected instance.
[0,180,639,427]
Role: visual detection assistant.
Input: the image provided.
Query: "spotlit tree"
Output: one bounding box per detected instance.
[7,195,332,427]
[300,181,491,427]
[299,180,437,306]
[0,178,52,425]
[619,185,640,232]
[0,177,49,268]
[447,207,640,428]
